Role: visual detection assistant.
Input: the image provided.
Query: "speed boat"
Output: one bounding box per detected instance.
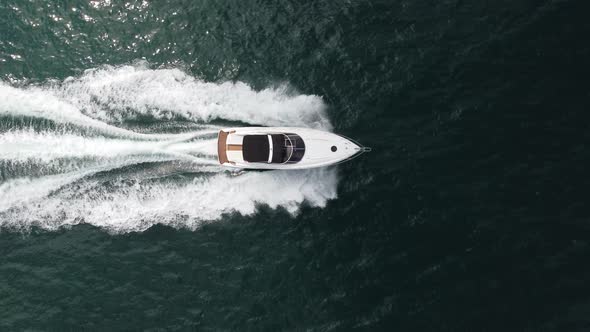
[217,127,370,169]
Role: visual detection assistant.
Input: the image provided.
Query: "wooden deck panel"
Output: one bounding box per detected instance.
[217,130,229,164]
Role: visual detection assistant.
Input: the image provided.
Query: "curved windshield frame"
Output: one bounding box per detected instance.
[270,133,305,163]
[284,133,305,163]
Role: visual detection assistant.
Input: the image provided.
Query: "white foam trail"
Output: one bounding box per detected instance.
[0,168,337,233]
[53,62,332,130]
[0,156,187,213]
[0,82,219,140]
[1,61,330,133]
[0,130,217,162]
[164,139,218,156]
[0,63,338,233]
[0,174,81,213]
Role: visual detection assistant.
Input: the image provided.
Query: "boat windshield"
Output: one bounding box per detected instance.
[270,133,305,163]
[242,133,305,164]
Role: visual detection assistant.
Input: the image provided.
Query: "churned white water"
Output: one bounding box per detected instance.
[0,63,338,233]
[53,61,332,130]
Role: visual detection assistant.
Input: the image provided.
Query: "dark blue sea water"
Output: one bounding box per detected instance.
[1,0,590,330]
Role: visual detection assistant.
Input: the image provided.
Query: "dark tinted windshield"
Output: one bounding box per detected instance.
[271,133,305,163]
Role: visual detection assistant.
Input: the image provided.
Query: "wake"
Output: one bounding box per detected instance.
[0,63,337,233]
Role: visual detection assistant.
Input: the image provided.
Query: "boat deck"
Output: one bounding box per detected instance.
[218,130,242,164]
[217,130,229,164]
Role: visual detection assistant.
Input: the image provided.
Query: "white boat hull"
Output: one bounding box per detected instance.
[217,127,367,170]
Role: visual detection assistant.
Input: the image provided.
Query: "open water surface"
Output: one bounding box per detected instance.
[1,0,590,330]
